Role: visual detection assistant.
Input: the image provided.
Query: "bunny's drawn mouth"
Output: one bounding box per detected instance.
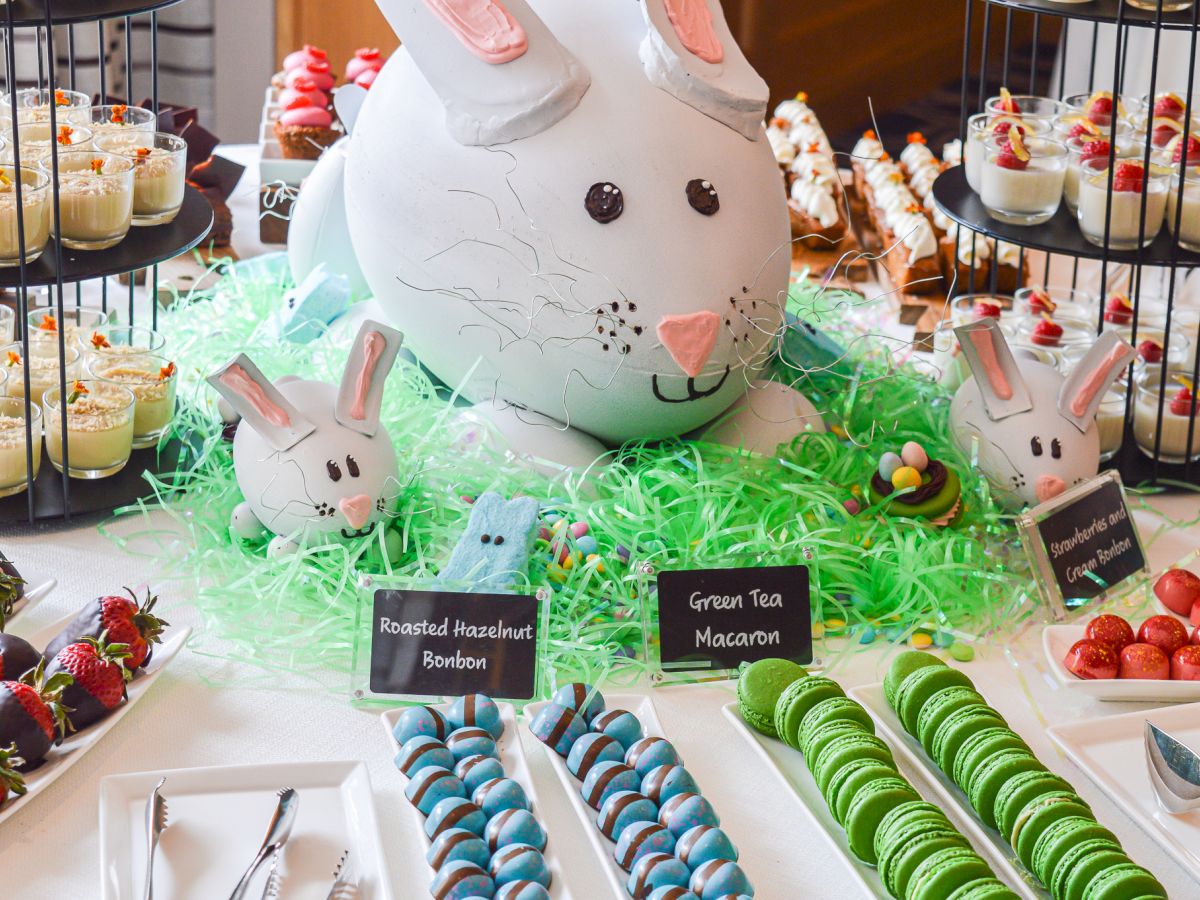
[651,366,731,404]
[341,525,375,540]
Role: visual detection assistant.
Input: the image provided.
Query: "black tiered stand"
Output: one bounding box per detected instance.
[938,0,1200,488]
[0,1,212,523]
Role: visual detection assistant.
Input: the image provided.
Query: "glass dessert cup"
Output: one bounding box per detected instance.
[1076,157,1168,249]
[1014,314,1096,350]
[1062,93,1143,129]
[94,131,187,226]
[965,113,1053,193]
[87,353,176,449]
[3,122,93,167]
[51,150,134,250]
[0,165,49,266]
[0,307,12,344]
[79,324,167,361]
[948,292,1016,327]
[42,379,135,479]
[1096,383,1128,463]
[1133,371,1200,463]
[1063,134,1136,213]
[66,104,155,139]
[980,135,1067,225]
[1014,286,1097,321]
[0,393,44,498]
[1007,343,1065,371]
[985,95,1064,119]
[0,88,90,125]
[1,341,81,407]
[1166,168,1200,252]
[26,305,109,357]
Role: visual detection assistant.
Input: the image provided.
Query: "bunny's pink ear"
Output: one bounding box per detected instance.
[639,0,769,141]
[1058,331,1133,433]
[208,355,315,451]
[336,320,405,437]
[375,0,589,146]
[954,319,1033,420]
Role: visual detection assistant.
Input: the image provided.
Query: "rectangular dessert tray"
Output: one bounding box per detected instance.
[4,567,56,626]
[1042,623,1200,703]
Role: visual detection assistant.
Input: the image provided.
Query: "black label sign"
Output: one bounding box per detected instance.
[370,590,539,700]
[1035,478,1145,604]
[656,565,812,672]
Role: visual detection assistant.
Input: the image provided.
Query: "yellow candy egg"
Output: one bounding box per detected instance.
[910,632,933,649]
[891,466,922,490]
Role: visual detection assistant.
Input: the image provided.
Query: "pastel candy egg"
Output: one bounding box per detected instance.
[658,793,719,837]
[689,859,753,899]
[490,843,552,888]
[642,765,700,805]
[568,732,625,780]
[615,820,677,871]
[878,452,902,481]
[485,808,547,852]
[446,727,499,761]
[891,466,922,490]
[431,860,494,900]
[393,705,450,745]
[551,682,606,722]
[576,534,599,556]
[627,737,683,778]
[455,755,506,795]
[569,521,589,538]
[495,883,551,900]
[581,760,641,810]
[405,766,466,815]
[598,790,659,841]
[472,777,531,818]
[648,889,700,900]
[675,825,738,868]
[448,693,504,740]
[427,828,491,871]
[529,703,586,756]
[628,852,691,899]
[901,441,928,472]
[426,797,487,840]
[396,735,454,776]
[592,709,644,751]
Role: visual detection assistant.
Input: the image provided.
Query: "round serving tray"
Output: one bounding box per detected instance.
[980,0,1199,31]
[0,0,187,28]
[0,186,213,290]
[930,165,1200,268]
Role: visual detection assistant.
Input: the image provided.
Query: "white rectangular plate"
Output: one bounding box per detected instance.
[0,612,191,828]
[381,702,570,898]
[4,567,56,627]
[1049,702,1200,881]
[1043,624,1200,703]
[99,760,393,900]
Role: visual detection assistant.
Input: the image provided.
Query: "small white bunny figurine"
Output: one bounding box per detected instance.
[950,318,1133,511]
[208,320,405,556]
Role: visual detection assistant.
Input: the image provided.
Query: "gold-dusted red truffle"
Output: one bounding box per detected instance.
[1064,639,1118,680]
[1137,615,1190,658]
[1083,614,1135,654]
[1118,642,1170,680]
[1171,645,1200,681]
[1153,568,1200,617]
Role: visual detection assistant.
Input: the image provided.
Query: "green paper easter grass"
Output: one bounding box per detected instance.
[101,267,1037,693]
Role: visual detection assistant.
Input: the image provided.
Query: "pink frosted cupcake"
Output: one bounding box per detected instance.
[273,96,339,160]
[285,60,334,92]
[279,75,328,111]
[283,44,328,73]
[354,69,379,90]
[345,47,384,83]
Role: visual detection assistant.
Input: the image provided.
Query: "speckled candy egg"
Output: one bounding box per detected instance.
[495,882,552,900]
[675,825,738,868]
[393,705,450,745]
[455,754,506,795]
[658,793,719,837]
[551,682,606,722]
[878,452,902,482]
[689,859,754,899]
[901,441,929,472]
[592,708,644,751]
[431,860,494,900]
[396,735,455,776]
[598,790,659,840]
[567,732,625,780]
[627,737,683,778]
[615,820,677,871]
[426,797,487,840]
[648,888,700,900]
[427,828,491,871]
[448,693,504,740]
[581,760,641,810]
[485,808,548,852]
[642,764,700,805]
[628,852,692,899]
[405,766,466,815]
[529,702,587,756]
[446,727,499,761]
[472,777,530,818]
[490,843,552,888]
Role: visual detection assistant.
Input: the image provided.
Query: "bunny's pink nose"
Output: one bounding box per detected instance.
[1035,475,1067,503]
[339,494,373,529]
[657,311,721,378]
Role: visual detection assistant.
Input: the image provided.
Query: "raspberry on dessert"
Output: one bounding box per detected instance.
[1154,92,1186,120]
[1104,294,1134,325]
[1112,161,1146,193]
[1031,316,1064,347]
[1138,340,1164,364]
[1086,93,1115,123]
[1027,290,1056,314]
[1172,135,1200,165]
[1077,139,1111,163]
[1152,117,1183,148]
[997,87,1021,114]
[974,301,1003,319]
[992,119,1026,139]
[1171,385,1196,417]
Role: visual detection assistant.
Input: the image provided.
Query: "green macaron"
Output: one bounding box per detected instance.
[1049,839,1124,900]
[798,696,874,754]
[1012,793,1097,872]
[905,846,995,900]
[812,732,895,797]
[916,686,986,752]
[828,760,898,825]
[884,650,947,707]
[773,675,843,748]
[737,657,808,738]
[802,721,870,763]
[965,749,1047,830]
[1032,817,1121,889]
[873,799,948,860]
[1080,861,1167,900]
[843,775,920,864]
[946,878,1021,899]
[993,769,1074,842]
[894,665,975,735]
[931,705,1008,775]
[882,829,970,898]
[952,727,1029,790]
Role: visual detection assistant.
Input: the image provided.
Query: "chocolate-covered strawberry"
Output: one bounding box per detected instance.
[43,588,167,671]
[0,661,71,769]
[45,634,131,729]
[0,742,26,809]
[0,633,40,682]
[0,551,25,629]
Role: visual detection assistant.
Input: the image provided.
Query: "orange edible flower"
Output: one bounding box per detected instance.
[905,202,923,214]
[39,314,57,332]
[796,91,809,103]
[66,380,88,404]
[806,142,821,154]
[56,125,73,145]
[907,131,927,144]
[90,332,111,349]
[158,361,176,381]
[5,351,19,366]
[90,158,105,174]
[135,147,151,159]
[54,89,68,106]
[863,129,877,140]
[769,116,788,130]
[110,104,127,125]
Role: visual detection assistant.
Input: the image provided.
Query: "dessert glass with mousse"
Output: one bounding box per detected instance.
[26,305,109,357]
[985,93,1063,120]
[66,104,155,139]
[1076,157,1168,249]
[42,379,135,479]
[0,165,50,266]
[1014,313,1096,350]
[52,150,134,250]
[1133,373,1200,463]
[1096,383,1128,463]
[0,394,41,497]
[1166,167,1200,252]
[1062,92,1142,129]
[1014,286,1097,321]
[0,88,90,125]
[80,325,167,361]
[1063,132,1135,213]
[94,132,187,226]
[87,353,176,448]
[980,131,1067,225]
[965,113,1052,192]
[2,342,81,407]
[5,123,93,167]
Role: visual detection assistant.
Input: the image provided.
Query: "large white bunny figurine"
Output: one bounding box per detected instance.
[950,318,1133,511]
[208,320,405,556]
[345,0,792,452]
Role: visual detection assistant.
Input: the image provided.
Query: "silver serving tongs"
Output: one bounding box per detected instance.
[141,777,170,900]
[227,787,298,900]
[326,850,359,900]
[1145,720,1200,814]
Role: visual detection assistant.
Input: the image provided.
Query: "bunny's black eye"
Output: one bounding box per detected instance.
[1051,439,1062,459]
[686,179,720,216]
[480,534,491,544]
[494,535,505,546]
[326,460,342,481]
[346,455,360,478]
[585,182,623,223]
[1030,437,1043,457]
